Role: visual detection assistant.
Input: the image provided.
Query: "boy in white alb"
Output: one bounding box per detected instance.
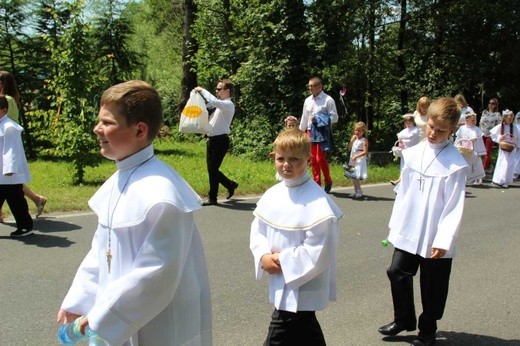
[379,98,467,346]
[57,81,212,345]
[250,129,343,345]
[0,95,33,237]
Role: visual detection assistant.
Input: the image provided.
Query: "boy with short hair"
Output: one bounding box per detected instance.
[0,95,33,237]
[250,129,343,345]
[57,80,212,345]
[379,97,468,346]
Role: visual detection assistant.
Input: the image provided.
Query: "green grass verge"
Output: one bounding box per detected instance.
[4,139,400,217]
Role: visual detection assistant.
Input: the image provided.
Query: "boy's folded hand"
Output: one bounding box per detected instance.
[261,253,282,274]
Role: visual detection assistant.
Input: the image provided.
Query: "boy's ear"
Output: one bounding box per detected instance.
[135,122,148,139]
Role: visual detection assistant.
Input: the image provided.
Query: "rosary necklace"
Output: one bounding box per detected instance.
[418,142,449,191]
[106,156,153,273]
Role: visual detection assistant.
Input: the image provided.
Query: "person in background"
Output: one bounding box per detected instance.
[455,112,486,185]
[391,114,421,186]
[479,98,501,173]
[0,95,33,237]
[195,79,238,206]
[57,80,212,345]
[379,98,467,346]
[345,121,369,199]
[413,96,430,140]
[299,76,338,193]
[250,129,342,346]
[275,116,301,182]
[283,115,299,130]
[454,94,475,127]
[490,110,518,188]
[0,71,47,221]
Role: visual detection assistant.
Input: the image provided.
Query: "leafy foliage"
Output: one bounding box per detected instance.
[44,0,103,185]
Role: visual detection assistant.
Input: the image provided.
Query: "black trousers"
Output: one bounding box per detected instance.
[206,134,234,200]
[0,184,33,230]
[265,309,326,346]
[387,248,452,335]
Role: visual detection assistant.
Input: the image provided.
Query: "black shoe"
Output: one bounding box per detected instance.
[412,334,436,346]
[378,322,416,336]
[324,183,332,193]
[227,182,238,199]
[10,229,34,237]
[202,199,218,206]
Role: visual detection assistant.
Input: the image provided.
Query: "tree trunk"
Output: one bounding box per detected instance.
[397,0,408,114]
[180,0,198,111]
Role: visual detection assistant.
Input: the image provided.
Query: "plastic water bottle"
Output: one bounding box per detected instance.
[57,317,97,345]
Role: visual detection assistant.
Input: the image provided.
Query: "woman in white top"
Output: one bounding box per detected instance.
[454,94,475,127]
[413,96,430,140]
[479,98,502,172]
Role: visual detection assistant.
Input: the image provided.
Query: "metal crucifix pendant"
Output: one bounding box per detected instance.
[106,249,112,273]
[418,175,424,191]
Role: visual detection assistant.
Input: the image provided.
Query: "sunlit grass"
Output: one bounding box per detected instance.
[5,140,400,217]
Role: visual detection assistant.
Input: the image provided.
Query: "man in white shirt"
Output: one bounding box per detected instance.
[299,76,338,193]
[195,79,238,205]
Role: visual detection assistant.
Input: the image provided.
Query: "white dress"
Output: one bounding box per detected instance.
[397,126,421,169]
[250,174,343,313]
[413,111,428,140]
[347,137,368,180]
[455,125,486,182]
[0,115,31,184]
[515,123,520,177]
[61,145,212,346]
[388,140,467,258]
[490,123,518,186]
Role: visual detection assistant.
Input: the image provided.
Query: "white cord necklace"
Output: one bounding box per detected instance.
[106,156,153,273]
[418,142,449,191]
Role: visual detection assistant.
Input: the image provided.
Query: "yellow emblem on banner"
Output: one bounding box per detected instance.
[182,105,203,118]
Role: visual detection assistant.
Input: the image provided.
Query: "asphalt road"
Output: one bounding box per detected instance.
[1,179,519,345]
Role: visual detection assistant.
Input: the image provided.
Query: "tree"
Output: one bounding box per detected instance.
[45,0,104,184]
[91,0,140,88]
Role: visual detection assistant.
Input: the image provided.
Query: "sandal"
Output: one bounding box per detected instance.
[36,197,47,218]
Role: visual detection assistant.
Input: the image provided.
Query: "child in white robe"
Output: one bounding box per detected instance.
[391,114,421,185]
[345,121,368,199]
[514,113,520,178]
[490,110,518,188]
[455,112,486,185]
[250,129,343,346]
[379,98,467,346]
[0,95,33,237]
[57,81,212,346]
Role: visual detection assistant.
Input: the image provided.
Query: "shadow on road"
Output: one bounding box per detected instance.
[0,232,76,248]
[332,191,395,202]
[0,217,82,248]
[381,331,520,345]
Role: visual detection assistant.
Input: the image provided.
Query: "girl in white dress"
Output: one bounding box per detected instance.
[490,110,518,188]
[391,114,422,185]
[413,96,430,140]
[455,112,486,185]
[345,121,368,199]
[454,94,475,127]
[514,113,520,178]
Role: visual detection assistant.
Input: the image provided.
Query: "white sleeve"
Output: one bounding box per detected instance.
[278,219,338,290]
[432,169,466,251]
[60,232,101,315]
[249,217,270,280]
[87,203,195,345]
[299,100,310,132]
[327,97,339,124]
